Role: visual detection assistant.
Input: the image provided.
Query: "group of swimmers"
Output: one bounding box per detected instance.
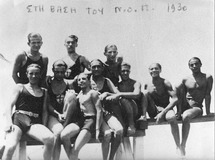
[1,33,213,160]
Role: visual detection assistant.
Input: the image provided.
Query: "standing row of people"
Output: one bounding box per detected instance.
[2,33,213,160]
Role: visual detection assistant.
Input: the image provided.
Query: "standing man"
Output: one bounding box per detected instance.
[103,44,123,87]
[12,33,48,85]
[176,57,213,157]
[62,35,91,93]
[144,63,181,155]
[62,35,90,80]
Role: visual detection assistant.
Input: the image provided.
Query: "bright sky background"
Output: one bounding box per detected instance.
[0,0,214,126]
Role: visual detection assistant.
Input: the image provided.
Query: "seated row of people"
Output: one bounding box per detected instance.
[2,33,213,160]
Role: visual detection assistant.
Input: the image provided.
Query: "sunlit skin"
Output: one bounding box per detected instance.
[28,36,43,54]
[120,65,130,81]
[53,66,67,81]
[149,63,161,78]
[90,60,104,77]
[176,57,213,157]
[188,58,201,74]
[104,46,118,63]
[26,67,41,85]
[12,33,48,85]
[77,73,91,89]
[64,37,78,54]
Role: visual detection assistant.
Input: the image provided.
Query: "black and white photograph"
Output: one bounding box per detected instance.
[0,0,214,160]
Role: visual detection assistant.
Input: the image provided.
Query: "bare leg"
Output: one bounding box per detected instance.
[63,92,78,127]
[165,110,180,148]
[27,124,54,160]
[140,92,148,119]
[120,98,137,135]
[181,107,202,156]
[2,125,22,160]
[48,116,64,160]
[61,123,80,158]
[70,129,91,160]
[105,115,123,160]
[144,92,158,119]
[101,121,112,160]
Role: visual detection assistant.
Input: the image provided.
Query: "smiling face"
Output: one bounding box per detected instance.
[28,35,43,52]
[188,58,202,73]
[26,65,41,84]
[149,63,161,78]
[53,66,67,81]
[77,73,90,89]
[120,65,130,81]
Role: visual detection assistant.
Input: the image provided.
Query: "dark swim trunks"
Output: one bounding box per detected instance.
[12,112,42,133]
[78,115,96,136]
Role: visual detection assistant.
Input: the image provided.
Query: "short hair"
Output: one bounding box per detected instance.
[68,35,78,43]
[52,60,68,70]
[149,63,162,70]
[26,63,41,72]
[104,44,118,53]
[188,57,202,66]
[121,62,131,69]
[27,33,42,43]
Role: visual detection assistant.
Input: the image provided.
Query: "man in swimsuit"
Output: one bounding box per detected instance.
[103,44,123,87]
[144,63,181,155]
[46,60,79,160]
[108,62,147,135]
[62,35,90,80]
[3,64,54,160]
[90,59,124,160]
[12,33,48,85]
[61,73,103,160]
[176,57,213,158]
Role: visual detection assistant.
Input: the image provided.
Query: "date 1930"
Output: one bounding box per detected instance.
[167,3,187,13]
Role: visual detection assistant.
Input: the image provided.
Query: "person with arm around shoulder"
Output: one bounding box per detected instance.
[61,72,103,160]
[107,62,147,136]
[90,59,124,160]
[3,64,54,160]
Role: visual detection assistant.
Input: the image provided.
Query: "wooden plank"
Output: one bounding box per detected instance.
[147,114,215,126]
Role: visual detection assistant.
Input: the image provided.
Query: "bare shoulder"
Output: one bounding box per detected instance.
[15,51,26,62]
[206,73,213,80]
[40,53,48,63]
[79,55,89,62]
[15,83,24,92]
[163,78,172,86]
[90,89,99,97]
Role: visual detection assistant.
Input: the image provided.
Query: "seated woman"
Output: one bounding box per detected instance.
[3,64,54,160]
[90,59,124,160]
[45,60,79,160]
